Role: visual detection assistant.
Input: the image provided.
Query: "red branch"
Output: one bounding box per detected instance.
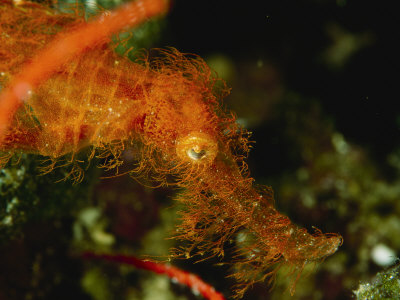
[83,252,226,300]
[0,0,168,144]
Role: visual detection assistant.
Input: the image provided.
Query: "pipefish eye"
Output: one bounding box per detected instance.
[187,148,207,160]
[176,132,218,164]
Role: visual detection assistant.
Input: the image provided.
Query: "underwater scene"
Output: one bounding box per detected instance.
[0,0,399,299]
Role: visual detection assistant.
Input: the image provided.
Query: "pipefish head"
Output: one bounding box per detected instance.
[141,48,248,171]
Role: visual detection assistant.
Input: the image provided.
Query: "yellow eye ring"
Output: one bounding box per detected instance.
[176,132,218,164]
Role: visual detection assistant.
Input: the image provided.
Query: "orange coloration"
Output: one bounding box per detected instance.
[176,132,219,168]
[0,0,168,143]
[0,0,342,297]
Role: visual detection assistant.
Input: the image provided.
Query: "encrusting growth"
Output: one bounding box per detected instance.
[0,0,342,297]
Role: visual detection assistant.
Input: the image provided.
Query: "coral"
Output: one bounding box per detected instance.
[354,262,400,299]
[0,153,98,243]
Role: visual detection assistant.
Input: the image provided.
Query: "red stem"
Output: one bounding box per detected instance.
[0,0,168,144]
[83,252,226,300]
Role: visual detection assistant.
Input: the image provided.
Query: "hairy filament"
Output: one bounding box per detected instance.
[0,0,168,143]
[173,159,342,297]
[0,1,342,297]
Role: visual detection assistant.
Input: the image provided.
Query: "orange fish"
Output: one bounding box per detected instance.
[0,0,342,297]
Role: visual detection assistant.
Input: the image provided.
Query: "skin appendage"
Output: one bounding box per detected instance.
[0,0,168,143]
[0,0,342,297]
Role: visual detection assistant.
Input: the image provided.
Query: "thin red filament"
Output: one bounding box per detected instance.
[83,252,226,300]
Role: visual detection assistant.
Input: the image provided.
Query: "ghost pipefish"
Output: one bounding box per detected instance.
[0,0,342,297]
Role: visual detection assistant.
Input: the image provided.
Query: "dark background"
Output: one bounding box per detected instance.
[166,0,399,168]
[1,1,399,299]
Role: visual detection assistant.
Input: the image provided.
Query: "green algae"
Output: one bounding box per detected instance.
[0,154,99,244]
[354,263,400,300]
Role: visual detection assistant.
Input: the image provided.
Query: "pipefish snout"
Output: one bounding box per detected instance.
[0,0,343,298]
